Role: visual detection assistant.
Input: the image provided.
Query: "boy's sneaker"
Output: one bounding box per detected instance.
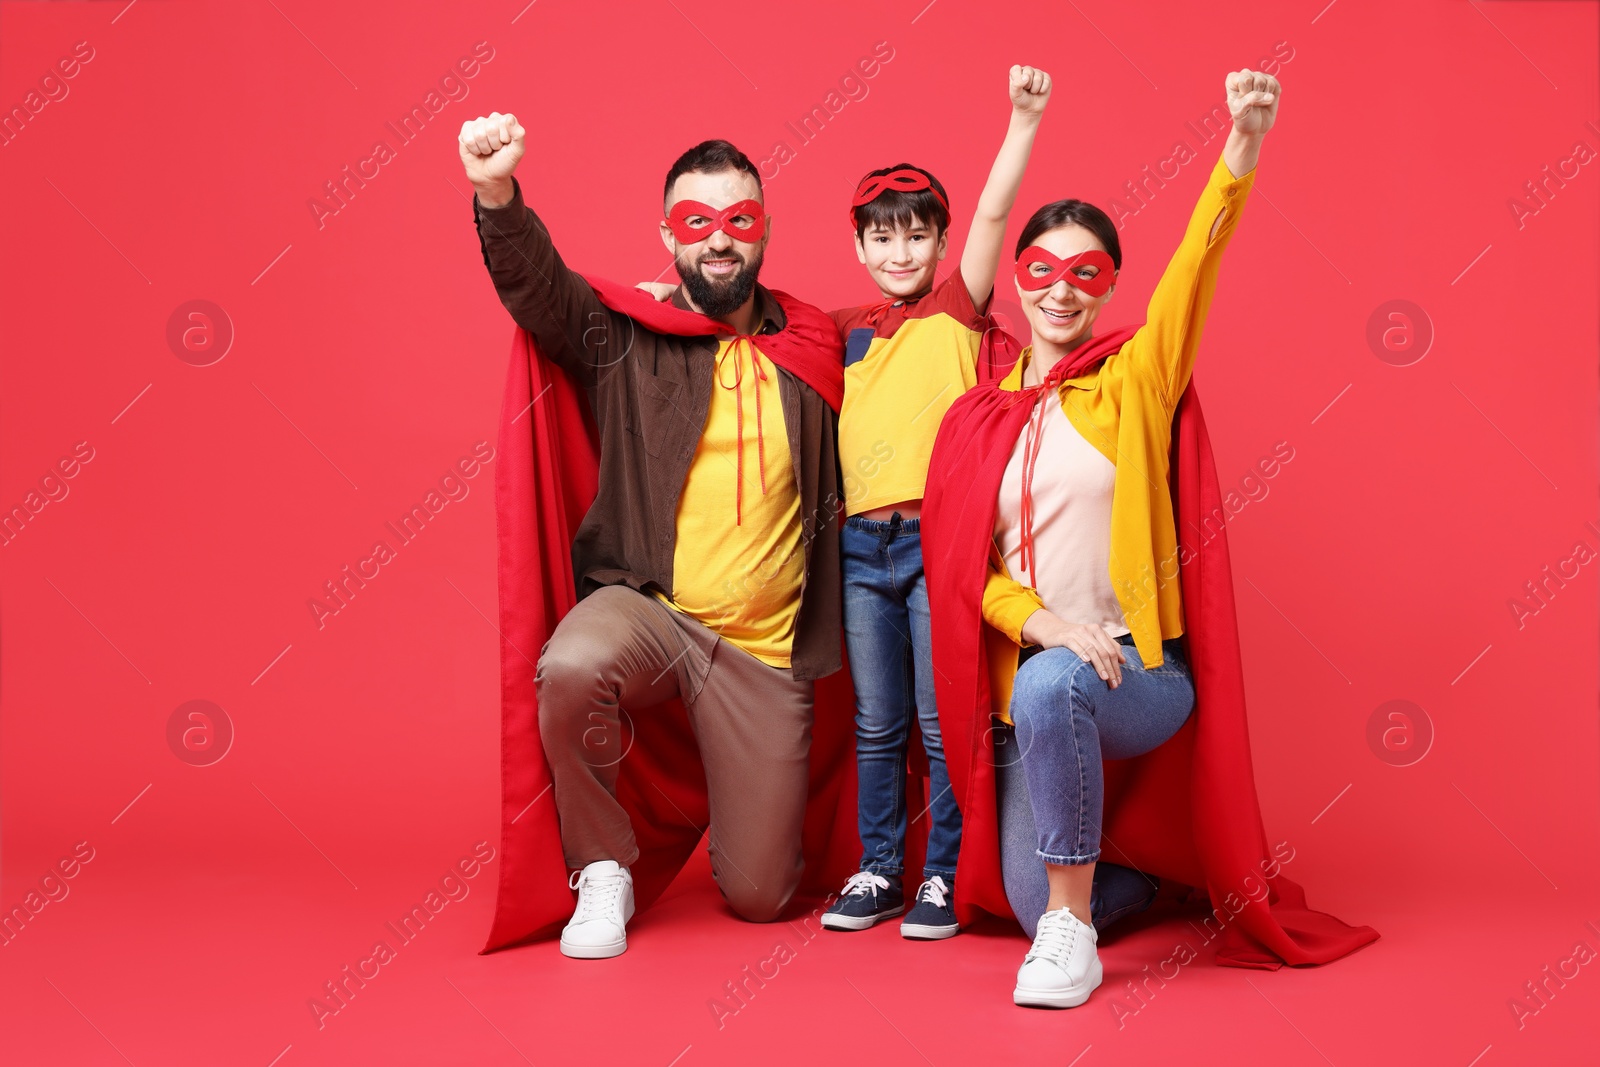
[900,875,959,940]
[559,860,635,959]
[820,871,904,931]
[1013,905,1102,1008]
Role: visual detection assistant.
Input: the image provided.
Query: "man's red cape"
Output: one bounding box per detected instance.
[479,278,857,953]
[922,326,1379,969]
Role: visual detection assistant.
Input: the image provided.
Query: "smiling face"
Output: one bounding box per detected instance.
[1016,224,1117,351]
[854,217,947,299]
[659,167,769,319]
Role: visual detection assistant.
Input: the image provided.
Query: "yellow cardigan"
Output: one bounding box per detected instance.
[981,152,1256,723]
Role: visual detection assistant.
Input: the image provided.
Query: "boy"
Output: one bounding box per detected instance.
[820,64,1051,939]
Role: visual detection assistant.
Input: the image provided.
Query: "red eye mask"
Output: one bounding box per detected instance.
[666,199,767,244]
[1014,247,1117,297]
[850,168,950,228]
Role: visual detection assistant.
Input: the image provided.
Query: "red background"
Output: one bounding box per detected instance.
[2,1,1596,1064]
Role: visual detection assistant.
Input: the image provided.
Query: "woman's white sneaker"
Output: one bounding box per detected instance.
[559,860,635,959]
[1013,905,1103,1008]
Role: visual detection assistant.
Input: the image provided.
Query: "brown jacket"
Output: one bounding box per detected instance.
[472,177,843,680]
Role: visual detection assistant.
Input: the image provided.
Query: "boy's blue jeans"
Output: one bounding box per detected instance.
[842,514,961,880]
[995,635,1195,937]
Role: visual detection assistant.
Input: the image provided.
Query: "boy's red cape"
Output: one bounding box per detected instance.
[479,277,857,953]
[922,326,1379,969]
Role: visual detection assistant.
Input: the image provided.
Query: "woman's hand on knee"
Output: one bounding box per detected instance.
[1020,612,1125,688]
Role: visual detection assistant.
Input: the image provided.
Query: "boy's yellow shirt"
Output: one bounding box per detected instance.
[831,267,991,514]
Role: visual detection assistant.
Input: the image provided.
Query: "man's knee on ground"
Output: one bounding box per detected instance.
[716,859,802,923]
[721,880,798,923]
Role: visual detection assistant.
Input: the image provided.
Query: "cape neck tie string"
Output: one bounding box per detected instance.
[1013,349,1084,589]
[863,297,904,327]
[861,284,933,328]
[715,334,770,526]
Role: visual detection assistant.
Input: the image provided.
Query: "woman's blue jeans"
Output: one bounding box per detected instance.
[842,514,961,880]
[995,634,1195,938]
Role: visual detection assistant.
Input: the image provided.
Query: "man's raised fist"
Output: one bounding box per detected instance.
[459,112,526,197]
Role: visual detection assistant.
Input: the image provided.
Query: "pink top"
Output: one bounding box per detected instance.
[993,388,1131,638]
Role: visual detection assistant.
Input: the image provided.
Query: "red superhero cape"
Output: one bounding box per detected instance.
[922,326,1380,969]
[480,278,857,953]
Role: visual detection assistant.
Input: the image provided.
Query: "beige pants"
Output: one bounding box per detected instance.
[535,585,814,922]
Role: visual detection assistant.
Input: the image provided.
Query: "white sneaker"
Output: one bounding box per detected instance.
[559,860,635,959]
[1013,905,1102,1008]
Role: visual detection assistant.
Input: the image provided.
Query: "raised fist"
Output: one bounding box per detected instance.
[458,111,526,186]
[1225,69,1280,137]
[1009,64,1051,116]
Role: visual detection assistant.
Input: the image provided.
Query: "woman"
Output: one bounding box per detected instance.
[923,68,1378,1009]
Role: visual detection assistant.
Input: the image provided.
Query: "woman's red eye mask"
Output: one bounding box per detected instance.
[1014,247,1117,297]
[666,199,767,243]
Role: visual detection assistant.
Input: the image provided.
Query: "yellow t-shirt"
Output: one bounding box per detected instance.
[656,336,805,668]
[831,268,990,515]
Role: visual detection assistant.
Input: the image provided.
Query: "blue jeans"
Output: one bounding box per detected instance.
[996,635,1194,938]
[842,514,961,879]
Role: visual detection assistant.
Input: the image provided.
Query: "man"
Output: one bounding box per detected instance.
[461,112,846,958]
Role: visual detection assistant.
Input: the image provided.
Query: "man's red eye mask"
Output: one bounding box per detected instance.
[667,199,767,243]
[1014,247,1117,297]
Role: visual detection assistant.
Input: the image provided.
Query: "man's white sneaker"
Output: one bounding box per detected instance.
[1013,905,1102,1008]
[559,860,635,959]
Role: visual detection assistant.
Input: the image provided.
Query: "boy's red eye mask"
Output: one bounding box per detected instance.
[850,169,949,228]
[1014,247,1117,297]
[666,199,767,243]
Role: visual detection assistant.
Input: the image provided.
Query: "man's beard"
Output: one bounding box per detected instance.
[676,247,763,319]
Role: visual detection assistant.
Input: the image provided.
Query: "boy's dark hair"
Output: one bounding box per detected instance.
[851,163,950,239]
[1014,199,1123,270]
[662,139,763,208]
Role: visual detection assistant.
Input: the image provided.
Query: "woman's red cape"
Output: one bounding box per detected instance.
[921,326,1379,968]
[479,278,857,953]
